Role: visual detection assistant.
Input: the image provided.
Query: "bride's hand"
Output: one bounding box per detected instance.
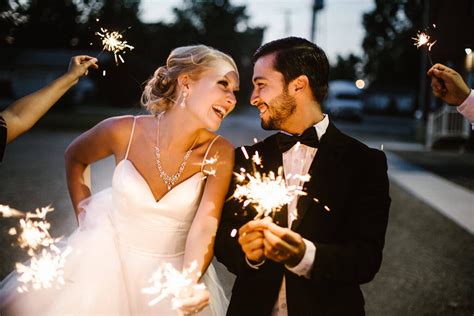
[176,287,210,315]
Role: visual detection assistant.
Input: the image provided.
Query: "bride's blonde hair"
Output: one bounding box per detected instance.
[141,45,238,114]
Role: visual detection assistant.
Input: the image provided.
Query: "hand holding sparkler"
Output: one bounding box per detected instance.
[175,288,210,316]
[427,63,471,106]
[238,217,272,263]
[263,222,307,267]
[142,261,209,314]
[67,55,98,83]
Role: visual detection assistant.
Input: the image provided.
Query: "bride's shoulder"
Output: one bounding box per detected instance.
[89,115,137,141]
[202,132,234,157]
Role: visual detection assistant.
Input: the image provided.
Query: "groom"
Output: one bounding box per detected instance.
[215,37,391,315]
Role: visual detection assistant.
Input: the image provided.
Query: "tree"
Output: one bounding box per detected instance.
[142,0,265,107]
[362,0,423,88]
[330,54,363,81]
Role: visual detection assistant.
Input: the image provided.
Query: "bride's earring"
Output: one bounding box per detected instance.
[180,91,188,107]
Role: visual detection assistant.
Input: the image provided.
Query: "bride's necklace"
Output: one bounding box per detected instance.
[154,113,197,191]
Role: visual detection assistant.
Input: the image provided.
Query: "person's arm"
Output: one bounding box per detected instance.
[1,55,98,144]
[64,116,131,220]
[214,148,264,275]
[182,137,235,280]
[175,137,234,315]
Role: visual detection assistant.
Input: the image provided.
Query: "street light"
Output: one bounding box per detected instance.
[465,47,473,88]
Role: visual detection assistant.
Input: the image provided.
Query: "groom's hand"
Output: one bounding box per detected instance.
[238,218,270,262]
[263,223,306,267]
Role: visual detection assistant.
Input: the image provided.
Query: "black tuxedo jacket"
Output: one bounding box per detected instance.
[215,122,391,316]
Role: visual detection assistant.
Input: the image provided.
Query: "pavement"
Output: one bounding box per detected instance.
[0,107,472,315]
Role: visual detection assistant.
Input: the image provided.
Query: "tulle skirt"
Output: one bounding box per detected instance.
[0,188,229,315]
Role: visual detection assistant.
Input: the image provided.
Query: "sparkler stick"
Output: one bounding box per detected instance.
[142,260,207,309]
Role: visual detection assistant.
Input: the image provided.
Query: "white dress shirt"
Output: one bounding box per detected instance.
[271,115,329,316]
[457,89,474,123]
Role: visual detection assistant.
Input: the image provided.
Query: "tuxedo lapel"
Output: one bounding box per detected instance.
[291,122,349,231]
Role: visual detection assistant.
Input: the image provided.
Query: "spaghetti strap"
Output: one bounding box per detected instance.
[124,117,137,160]
[201,135,220,172]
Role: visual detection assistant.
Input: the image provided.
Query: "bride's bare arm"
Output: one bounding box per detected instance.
[65,116,132,219]
[182,137,235,281]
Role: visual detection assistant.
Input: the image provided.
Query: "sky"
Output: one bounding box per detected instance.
[139,0,375,64]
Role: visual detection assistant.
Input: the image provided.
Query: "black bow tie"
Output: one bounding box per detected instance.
[276,126,319,153]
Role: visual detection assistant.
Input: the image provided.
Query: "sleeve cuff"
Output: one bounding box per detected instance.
[457,90,474,123]
[286,238,316,279]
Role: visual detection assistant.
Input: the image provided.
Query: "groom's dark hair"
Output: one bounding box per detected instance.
[253,37,329,104]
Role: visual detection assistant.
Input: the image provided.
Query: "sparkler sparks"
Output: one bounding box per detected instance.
[0,204,24,218]
[412,31,437,51]
[16,247,72,292]
[142,261,206,309]
[95,27,134,65]
[232,152,309,220]
[201,153,219,177]
[412,30,437,65]
[1,204,70,291]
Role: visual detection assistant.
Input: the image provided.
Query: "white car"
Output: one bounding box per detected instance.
[324,80,363,121]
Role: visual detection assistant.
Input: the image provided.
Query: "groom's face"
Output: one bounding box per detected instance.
[251,53,297,131]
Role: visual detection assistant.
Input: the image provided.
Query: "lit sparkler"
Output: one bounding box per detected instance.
[201,153,219,177]
[7,206,59,252]
[0,204,24,218]
[16,246,72,292]
[412,30,437,65]
[232,151,309,220]
[95,27,134,65]
[142,260,207,309]
[1,204,70,292]
[193,153,219,178]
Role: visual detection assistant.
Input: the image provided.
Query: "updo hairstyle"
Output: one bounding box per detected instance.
[141,45,238,114]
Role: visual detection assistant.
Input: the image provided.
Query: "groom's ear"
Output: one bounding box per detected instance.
[289,75,309,95]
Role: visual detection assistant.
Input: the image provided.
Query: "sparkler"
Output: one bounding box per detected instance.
[95,27,134,65]
[412,30,437,65]
[232,149,309,220]
[1,204,70,291]
[16,246,72,293]
[0,204,23,218]
[201,153,219,177]
[142,260,207,309]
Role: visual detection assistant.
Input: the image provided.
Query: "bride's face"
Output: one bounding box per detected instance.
[185,60,239,131]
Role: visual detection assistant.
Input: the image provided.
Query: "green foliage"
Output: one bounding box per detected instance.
[0,0,264,107]
[142,0,264,108]
[361,0,423,88]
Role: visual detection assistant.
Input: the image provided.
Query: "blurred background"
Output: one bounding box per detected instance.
[0,1,473,315]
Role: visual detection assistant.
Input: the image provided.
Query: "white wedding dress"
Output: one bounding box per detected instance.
[0,118,228,315]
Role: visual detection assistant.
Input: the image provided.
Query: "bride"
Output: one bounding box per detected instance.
[0,45,239,315]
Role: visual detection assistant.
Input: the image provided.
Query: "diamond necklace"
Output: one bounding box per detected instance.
[154,113,197,191]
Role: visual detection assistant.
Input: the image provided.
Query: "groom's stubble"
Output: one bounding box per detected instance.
[261,88,297,131]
